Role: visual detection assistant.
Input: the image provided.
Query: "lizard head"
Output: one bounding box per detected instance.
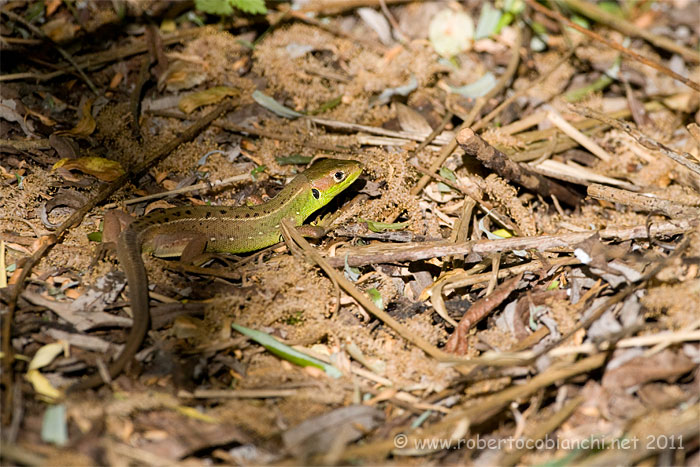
[303,158,363,213]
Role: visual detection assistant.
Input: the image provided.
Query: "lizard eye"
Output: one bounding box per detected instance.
[334,171,345,182]
[312,188,320,199]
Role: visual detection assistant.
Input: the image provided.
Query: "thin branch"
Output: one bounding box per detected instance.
[327,219,695,267]
[1,9,98,95]
[524,0,700,93]
[572,105,700,177]
[563,0,700,64]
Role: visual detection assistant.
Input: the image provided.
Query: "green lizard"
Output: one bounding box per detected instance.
[71,158,362,390]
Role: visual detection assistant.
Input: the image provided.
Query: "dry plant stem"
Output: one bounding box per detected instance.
[0,9,98,94]
[379,0,407,43]
[588,184,700,217]
[643,318,700,357]
[411,26,523,195]
[0,99,236,422]
[0,36,42,45]
[528,159,639,191]
[442,257,578,292]
[309,116,453,145]
[183,388,299,399]
[450,197,476,264]
[282,220,533,368]
[280,219,452,362]
[546,110,612,161]
[327,219,695,267]
[409,46,571,196]
[513,103,665,145]
[421,258,564,330]
[410,163,519,233]
[563,0,700,63]
[524,0,700,93]
[147,109,359,154]
[430,280,460,328]
[334,224,438,242]
[473,50,575,135]
[102,174,249,210]
[500,111,548,136]
[0,241,6,288]
[549,330,700,357]
[0,139,51,150]
[485,253,501,295]
[411,101,484,196]
[0,28,205,83]
[457,128,581,206]
[573,105,700,177]
[412,111,454,156]
[535,236,691,360]
[337,352,608,461]
[131,57,151,138]
[500,395,585,466]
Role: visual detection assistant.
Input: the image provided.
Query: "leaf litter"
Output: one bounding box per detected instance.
[0,0,699,465]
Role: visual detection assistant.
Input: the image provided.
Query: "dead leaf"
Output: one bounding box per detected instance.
[52,157,125,182]
[25,107,57,126]
[602,349,696,390]
[395,102,433,136]
[159,60,208,92]
[42,189,88,229]
[42,16,79,42]
[0,98,35,137]
[25,369,63,400]
[28,342,67,370]
[178,87,240,114]
[49,133,78,159]
[282,405,384,457]
[161,179,179,191]
[45,0,62,16]
[55,98,96,138]
[144,200,176,215]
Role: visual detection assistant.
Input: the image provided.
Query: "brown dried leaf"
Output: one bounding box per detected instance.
[55,99,96,138]
[41,16,79,42]
[602,349,696,390]
[282,405,384,457]
[144,200,176,215]
[178,87,239,114]
[52,157,125,182]
[46,0,62,16]
[49,133,78,159]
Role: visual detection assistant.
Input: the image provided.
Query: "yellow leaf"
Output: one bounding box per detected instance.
[56,99,96,137]
[28,342,66,371]
[25,369,63,400]
[178,87,239,114]
[492,229,513,238]
[53,156,125,182]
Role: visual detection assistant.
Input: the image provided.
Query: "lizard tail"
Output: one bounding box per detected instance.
[68,228,150,391]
